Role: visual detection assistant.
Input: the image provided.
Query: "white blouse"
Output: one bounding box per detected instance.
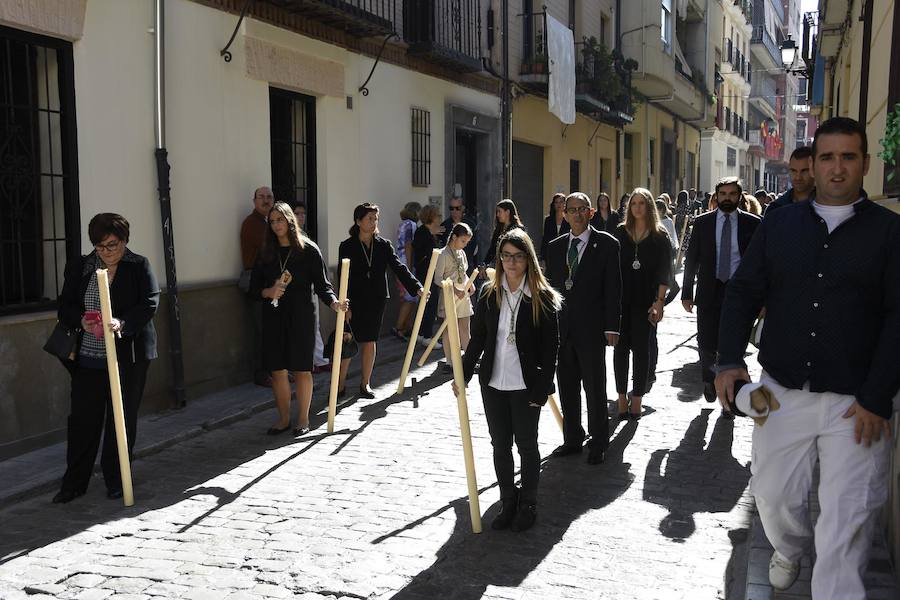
[488,274,529,391]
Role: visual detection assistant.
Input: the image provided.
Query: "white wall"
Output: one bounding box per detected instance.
[71,0,499,284]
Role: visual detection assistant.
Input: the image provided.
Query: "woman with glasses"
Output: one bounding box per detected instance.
[457,229,562,532]
[482,199,525,268]
[613,189,672,420]
[252,202,347,436]
[52,213,159,504]
[540,193,570,260]
[336,203,424,399]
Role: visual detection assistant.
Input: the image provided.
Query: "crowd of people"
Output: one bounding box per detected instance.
[47,117,897,600]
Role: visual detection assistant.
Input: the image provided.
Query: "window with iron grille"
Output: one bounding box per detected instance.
[727,147,737,167]
[270,87,317,240]
[0,26,80,316]
[411,107,431,187]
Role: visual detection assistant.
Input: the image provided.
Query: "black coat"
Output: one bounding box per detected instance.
[58,250,160,363]
[540,215,570,260]
[338,235,421,302]
[545,227,622,344]
[462,286,560,406]
[590,210,621,235]
[682,209,760,307]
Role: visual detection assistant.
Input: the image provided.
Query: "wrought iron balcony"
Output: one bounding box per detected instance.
[264,0,397,37]
[404,0,483,73]
[751,25,781,68]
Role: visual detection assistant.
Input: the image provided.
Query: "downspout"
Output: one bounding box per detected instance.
[501,0,511,198]
[153,0,187,408]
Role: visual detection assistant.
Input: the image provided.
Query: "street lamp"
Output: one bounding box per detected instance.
[780,35,797,70]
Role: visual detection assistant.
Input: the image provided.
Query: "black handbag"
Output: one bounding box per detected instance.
[43,321,80,361]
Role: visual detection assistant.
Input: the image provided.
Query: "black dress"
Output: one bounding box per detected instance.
[540,215,570,260]
[339,235,422,342]
[590,210,622,234]
[251,243,337,372]
[612,227,672,395]
[483,223,524,266]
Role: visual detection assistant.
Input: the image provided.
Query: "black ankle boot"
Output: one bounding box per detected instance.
[491,490,519,530]
[510,502,537,532]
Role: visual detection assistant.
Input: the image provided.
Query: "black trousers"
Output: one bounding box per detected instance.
[696,281,727,383]
[61,360,149,494]
[557,338,608,450]
[419,286,439,338]
[613,305,654,396]
[481,386,542,504]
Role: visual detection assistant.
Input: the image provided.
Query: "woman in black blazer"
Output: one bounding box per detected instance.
[458,229,561,532]
[590,192,622,234]
[52,213,159,503]
[337,203,423,399]
[539,193,570,260]
[613,188,672,421]
[482,199,525,267]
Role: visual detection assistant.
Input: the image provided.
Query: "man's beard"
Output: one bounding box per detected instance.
[718,201,737,212]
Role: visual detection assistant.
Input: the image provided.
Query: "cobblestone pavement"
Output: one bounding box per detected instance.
[0,303,834,600]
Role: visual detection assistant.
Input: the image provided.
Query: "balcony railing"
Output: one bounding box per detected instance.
[751,25,781,67]
[404,0,483,72]
[265,0,397,37]
[751,74,778,114]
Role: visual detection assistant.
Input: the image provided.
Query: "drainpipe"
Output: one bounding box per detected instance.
[501,0,511,198]
[153,0,187,408]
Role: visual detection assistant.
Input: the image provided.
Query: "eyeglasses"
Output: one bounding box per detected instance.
[449,206,463,211]
[564,206,590,214]
[95,240,121,253]
[499,251,527,263]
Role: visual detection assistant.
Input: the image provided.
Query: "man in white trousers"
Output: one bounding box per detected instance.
[715,116,899,599]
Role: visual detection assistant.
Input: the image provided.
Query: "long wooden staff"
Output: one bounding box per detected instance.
[546,394,564,432]
[442,279,482,534]
[674,213,692,269]
[396,248,440,395]
[96,269,134,507]
[417,270,479,367]
[327,258,350,433]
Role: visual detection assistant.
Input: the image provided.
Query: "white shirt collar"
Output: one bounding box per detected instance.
[568,228,591,246]
[501,273,531,298]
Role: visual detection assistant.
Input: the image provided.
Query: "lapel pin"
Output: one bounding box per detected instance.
[593,243,597,248]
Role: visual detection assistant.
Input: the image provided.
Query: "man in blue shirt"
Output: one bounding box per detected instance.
[715,117,899,599]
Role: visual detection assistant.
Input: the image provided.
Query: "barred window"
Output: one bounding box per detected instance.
[411,107,431,187]
[0,26,80,315]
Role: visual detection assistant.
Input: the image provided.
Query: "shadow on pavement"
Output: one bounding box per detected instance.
[643,409,750,541]
[669,359,704,402]
[388,422,639,600]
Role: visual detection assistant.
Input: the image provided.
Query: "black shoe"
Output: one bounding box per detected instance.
[358,385,376,399]
[550,444,583,458]
[586,448,606,465]
[337,388,347,399]
[491,490,519,530]
[52,489,84,504]
[107,489,123,500]
[293,425,310,436]
[266,424,291,435]
[703,382,717,403]
[628,410,642,421]
[510,503,537,532]
[721,409,735,420]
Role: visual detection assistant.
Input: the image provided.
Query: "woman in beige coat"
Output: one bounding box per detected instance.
[433,222,475,360]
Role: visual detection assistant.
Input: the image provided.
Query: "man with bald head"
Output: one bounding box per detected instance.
[544,192,622,464]
[240,186,275,386]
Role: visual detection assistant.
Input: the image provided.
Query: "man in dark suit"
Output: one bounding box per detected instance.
[681,176,760,413]
[545,192,622,464]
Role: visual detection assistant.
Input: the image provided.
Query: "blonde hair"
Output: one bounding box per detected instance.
[624,188,667,241]
[485,229,562,325]
[742,193,762,216]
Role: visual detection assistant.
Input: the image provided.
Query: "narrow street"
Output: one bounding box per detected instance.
[0,306,760,600]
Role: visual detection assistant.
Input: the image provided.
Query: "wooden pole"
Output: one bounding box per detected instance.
[417,270,479,367]
[674,214,692,269]
[327,258,350,433]
[396,248,441,395]
[96,269,134,507]
[442,279,482,534]
[547,394,564,432]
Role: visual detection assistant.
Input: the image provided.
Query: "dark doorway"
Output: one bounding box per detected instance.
[511,140,545,244]
[454,130,478,218]
[661,129,675,197]
[269,88,317,240]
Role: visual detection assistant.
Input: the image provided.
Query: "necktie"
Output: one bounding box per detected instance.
[718,213,732,282]
[567,237,581,274]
